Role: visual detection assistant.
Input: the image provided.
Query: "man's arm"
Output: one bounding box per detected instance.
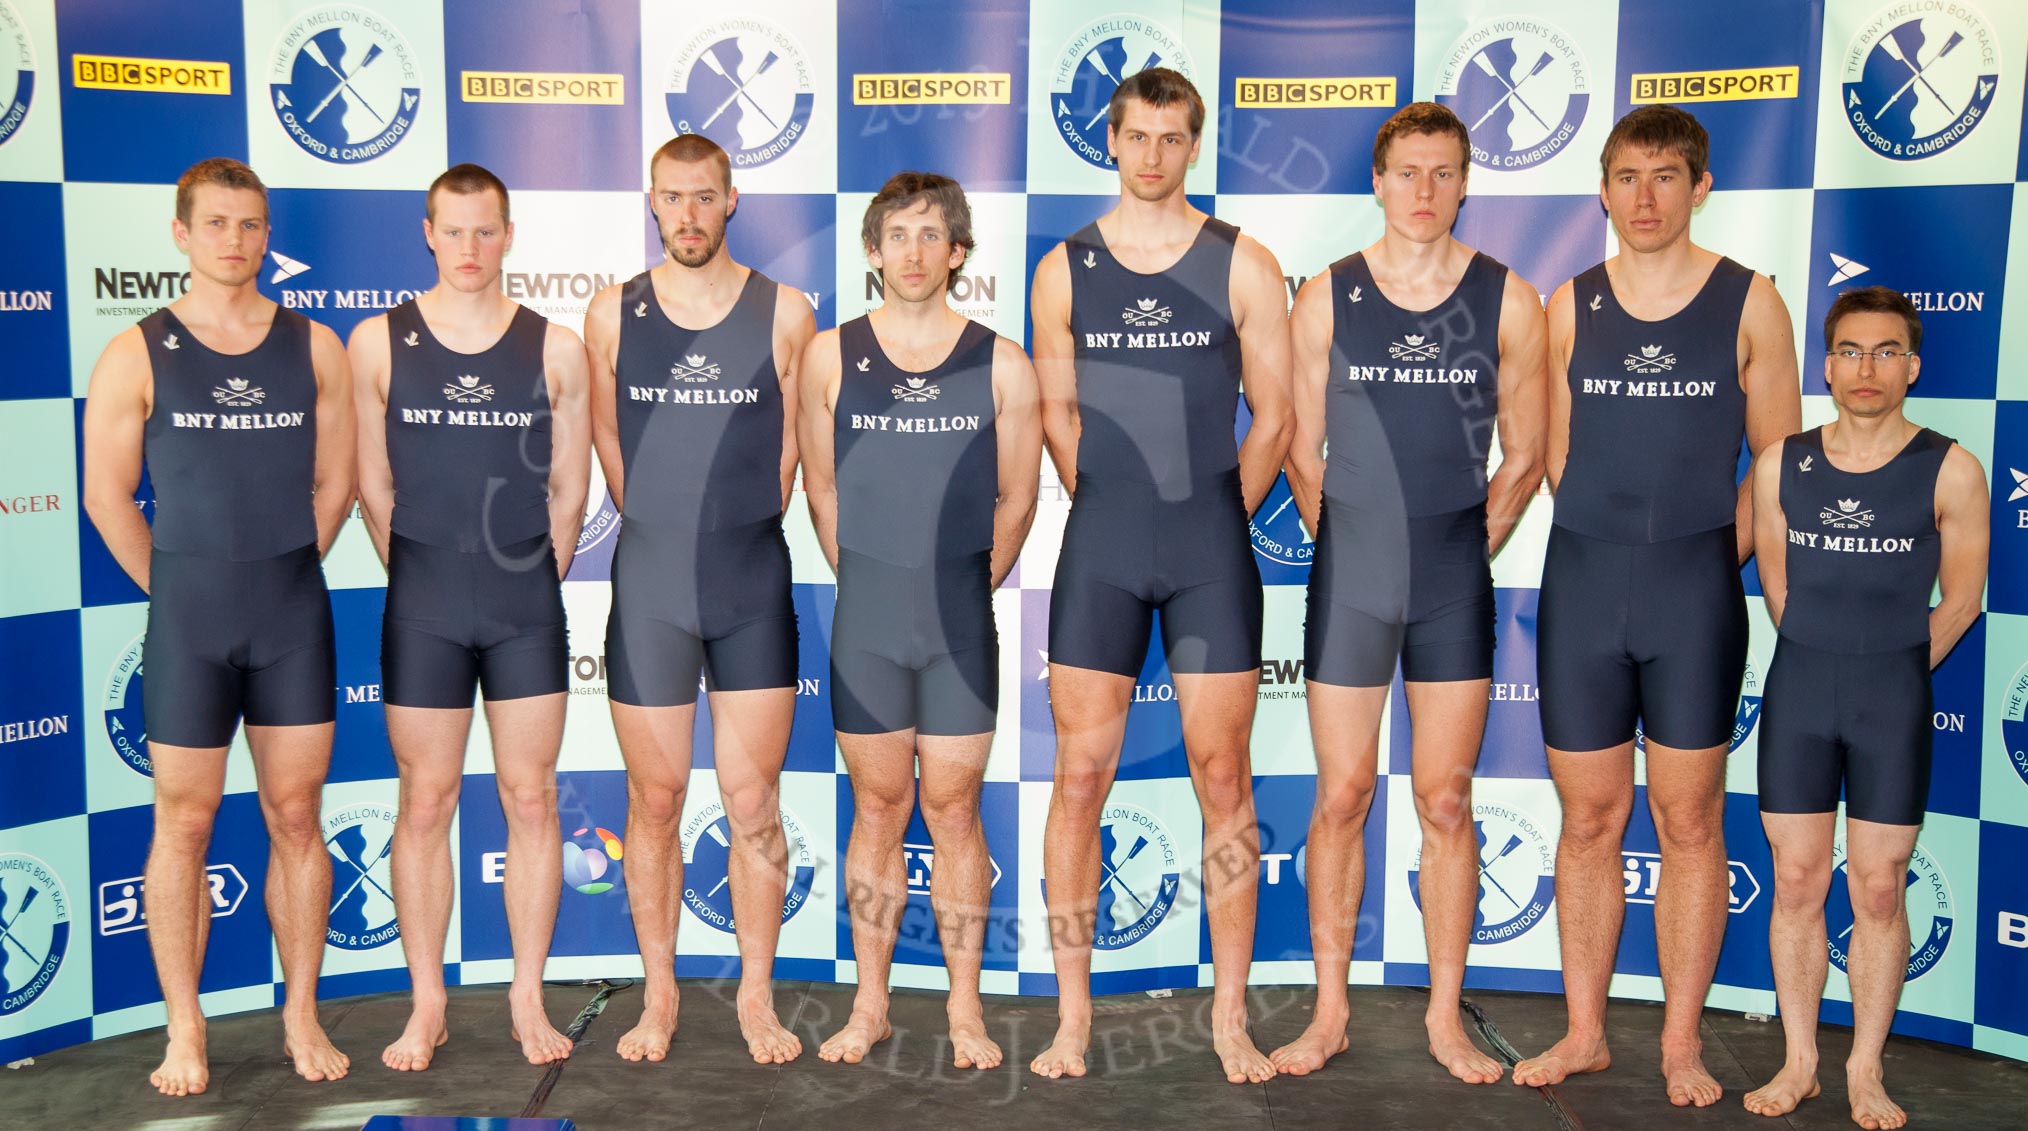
[1542,281,1575,493]
[307,320,357,555]
[544,322,593,579]
[1930,443,1990,668]
[796,328,842,573]
[1736,273,1801,564]
[584,283,626,513]
[1486,269,1548,557]
[346,314,394,566]
[774,283,818,511]
[81,327,155,593]
[1030,244,1079,498]
[1283,273,1332,536]
[989,336,1043,588]
[1749,442,1789,628]
[1230,233,1294,515]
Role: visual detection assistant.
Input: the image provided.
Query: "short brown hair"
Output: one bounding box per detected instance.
[1372,102,1471,174]
[1824,286,1921,355]
[175,157,267,226]
[649,134,732,192]
[1108,67,1204,139]
[860,171,976,291]
[1600,104,1710,182]
[426,163,510,224]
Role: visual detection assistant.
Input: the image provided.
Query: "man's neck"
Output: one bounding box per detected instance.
[1371,229,1465,277]
[173,273,270,325]
[1611,232,1705,293]
[653,250,745,300]
[1108,186,1200,242]
[870,293,964,341]
[1828,408,1916,457]
[417,280,512,329]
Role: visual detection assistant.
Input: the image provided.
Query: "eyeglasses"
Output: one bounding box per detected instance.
[1829,349,1914,364]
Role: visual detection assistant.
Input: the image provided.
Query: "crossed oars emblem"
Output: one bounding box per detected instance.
[304,38,385,126]
[1470,48,1555,132]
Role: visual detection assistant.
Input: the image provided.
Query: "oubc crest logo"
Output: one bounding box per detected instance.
[268,6,424,165]
[0,853,71,1016]
[678,801,816,932]
[323,803,399,951]
[1049,16,1194,171]
[0,0,36,149]
[443,374,493,404]
[1842,5,2000,161]
[662,18,815,170]
[1407,803,1556,945]
[212,377,267,406]
[1821,497,1876,529]
[102,632,148,777]
[1122,297,1171,327]
[1827,838,1954,981]
[892,375,939,403]
[1387,333,1439,362]
[670,353,721,383]
[1623,344,1676,374]
[1435,18,1591,172]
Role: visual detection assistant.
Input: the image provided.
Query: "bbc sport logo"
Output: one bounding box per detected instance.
[1840,4,2001,162]
[1435,18,1591,172]
[0,0,35,149]
[661,18,815,170]
[1048,15,1195,171]
[268,6,423,165]
[0,853,71,1017]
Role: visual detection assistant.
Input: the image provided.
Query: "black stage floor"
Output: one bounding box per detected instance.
[9,982,2024,1129]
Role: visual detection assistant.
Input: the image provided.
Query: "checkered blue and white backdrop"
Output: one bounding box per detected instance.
[4,0,2027,1067]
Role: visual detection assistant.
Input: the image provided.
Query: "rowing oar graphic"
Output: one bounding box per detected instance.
[1098,835,1152,914]
[1086,52,1163,131]
[305,41,384,125]
[699,48,780,131]
[1471,51,1553,133]
[1478,834,1526,909]
[1875,31,1963,121]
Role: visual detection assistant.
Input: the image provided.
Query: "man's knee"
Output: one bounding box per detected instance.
[628,778,688,828]
[1772,853,1833,911]
[920,790,981,843]
[1412,780,1471,838]
[1651,794,1724,855]
[1315,775,1376,827]
[1847,861,1911,925]
[720,780,782,839]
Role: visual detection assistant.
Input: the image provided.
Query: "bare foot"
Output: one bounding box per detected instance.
[616,992,677,1063]
[150,1028,209,1097]
[1662,1046,1723,1108]
[508,993,574,1066]
[1427,1014,1504,1085]
[1213,1022,1275,1085]
[1029,1019,1089,1079]
[1269,1014,1349,1076]
[282,1015,351,1082]
[817,1009,891,1065]
[1742,1063,1820,1117]
[948,1008,1002,1070]
[1847,1063,1906,1130]
[738,995,802,1065]
[1513,1033,1611,1087]
[380,1005,448,1072]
